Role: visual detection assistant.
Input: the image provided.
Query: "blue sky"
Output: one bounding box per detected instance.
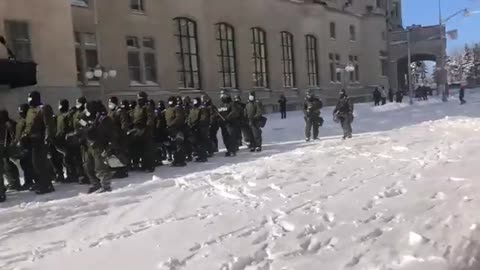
[403,0,480,52]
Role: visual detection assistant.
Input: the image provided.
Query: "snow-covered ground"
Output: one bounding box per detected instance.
[2,89,480,270]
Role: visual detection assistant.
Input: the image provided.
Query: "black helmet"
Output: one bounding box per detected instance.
[28,91,41,107]
[59,99,69,113]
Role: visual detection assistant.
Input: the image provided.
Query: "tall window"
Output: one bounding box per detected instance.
[71,0,89,7]
[376,0,384,9]
[130,0,144,12]
[305,35,319,87]
[280,31,295,88]
[174,18,201,89]
[126,36,141,83]
[216,23,237,89]
[349,55,355,82]
[349,55,360,82]
[349,25,356,41]
[143,37,157,83]
[330,22,336,39]
[75,32,98,84]
[126,36,157,84]
[354,55,360,82]
[380,52,388,77]
[336,54,341,82]
[251,27,269,88]
[329,53,341,83]
[4,21,32,61]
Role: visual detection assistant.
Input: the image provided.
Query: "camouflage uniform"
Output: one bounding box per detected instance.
[165,97,186,166]
[218,95,241,156]
[187,98,210,162]
[303,95,323,141]
[333,91,354,139]
[130,92,156,172]
[23,91,56,194]
[245,93,264,151]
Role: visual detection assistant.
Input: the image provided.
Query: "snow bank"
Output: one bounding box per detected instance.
[2,88,480,270]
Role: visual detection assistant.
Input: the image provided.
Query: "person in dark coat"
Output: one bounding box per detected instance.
[373,88,381,106]
[245,91,264,152]
[165,96,187,167]
[23,91,56,194]
[218,92,241,157]
[202,95,219,157]
[187,97,209,162]
[395,90,404,103]
[388,88,394,103]
[459,85,466,104]
[16,103,35,190]
[129,92,155,172]
[278,95,287,119]
[303,91,323,141]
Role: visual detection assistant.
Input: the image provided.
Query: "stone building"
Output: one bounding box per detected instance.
[1,0,402,113]
[0,0,81,114]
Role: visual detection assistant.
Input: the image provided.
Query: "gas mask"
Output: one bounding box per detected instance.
[249,95,255,101]
[108,102,116,110]
[85,110,91,117]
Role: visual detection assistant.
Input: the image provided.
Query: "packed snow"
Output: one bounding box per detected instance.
[2,89,480,270]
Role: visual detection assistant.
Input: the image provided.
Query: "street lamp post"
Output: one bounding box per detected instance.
[438,0,471,101]
[85,66,117,101]
[336,63,355,90]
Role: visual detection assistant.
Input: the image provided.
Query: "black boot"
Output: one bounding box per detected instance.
[255,147,262,152]
[0,193,5,203]
[35,183,55,195]
[88,185,101,194]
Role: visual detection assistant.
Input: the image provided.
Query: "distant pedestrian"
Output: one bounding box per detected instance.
[459,85,466,105]
[388,88,394,103]
[278,95,287,119]
[373,88,381,106]
[381,87,387,105]
[395,90,404,103]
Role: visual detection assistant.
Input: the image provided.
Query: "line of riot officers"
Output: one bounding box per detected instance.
[0,90,265,202]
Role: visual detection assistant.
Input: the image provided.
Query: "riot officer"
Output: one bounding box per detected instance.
[23,91,56,194]
[82,101,114,193]
[303,90,323,141]
[218,92,241,157]
[55,99,77,183]
[202,95,219,157]
[71,96,89,184]
[245,91,264,152]
[333,89,354,140]
[108,96,131,178]
[187,97,209,162]
[234,95,251,148]
[129,92,155,172]
[16,104,35,190]
[165,96,186,167]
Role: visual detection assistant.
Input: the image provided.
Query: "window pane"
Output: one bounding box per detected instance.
[5,21,32,61]
[131,0,144,11]
[128,51,141,82]
[74,32,81,45]
[75,48,83,82]
[85,49,98,69]
[84,33,97,46]
[144,52,157,82]
[126,36,138,48]
[143,37,155,49]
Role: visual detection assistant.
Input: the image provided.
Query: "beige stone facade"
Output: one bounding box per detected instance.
[1,0,401,113]
[0,0,81,114]
[71,0,400,110]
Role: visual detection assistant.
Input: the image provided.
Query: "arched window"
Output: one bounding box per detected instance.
[215,23,237,89]
[306,35,319,86]
[251,27,269,88]
[280,31,296,88]
[173,17,201,89]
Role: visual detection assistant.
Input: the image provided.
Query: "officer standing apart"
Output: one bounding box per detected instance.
[23,91,56,194]
[303,90,323,142]
[245,91,264,152]
[218,92,241,157]
[333,89,354,140]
